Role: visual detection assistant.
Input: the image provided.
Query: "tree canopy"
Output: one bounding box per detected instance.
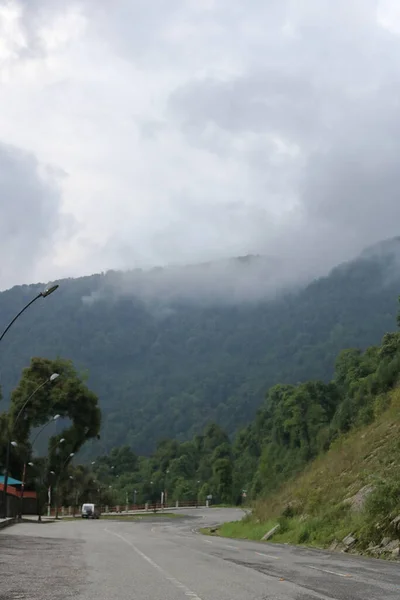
[0,357,101,505]
[91,308,400,508]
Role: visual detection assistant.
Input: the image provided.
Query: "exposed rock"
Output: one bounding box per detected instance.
[342,534,357,550]
[262,524,280,541]
[367,538,400,559]
[299,514,308,523]
[367,545,384,557]
[329,540,339,551]
[390,516,400,532]
[343,485,374,512]
[383,539,400,552]
[329,540,346,552]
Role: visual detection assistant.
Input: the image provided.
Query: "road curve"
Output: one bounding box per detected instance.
[1,508,399,599]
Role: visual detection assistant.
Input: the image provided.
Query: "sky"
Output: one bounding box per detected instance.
[1,0,400,290]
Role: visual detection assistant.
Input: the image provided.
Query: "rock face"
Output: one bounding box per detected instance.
[366,537,400,559]
[261,524,280,541]
[390,515,400,534]
[343,485,374,512]
[342,534,357,551]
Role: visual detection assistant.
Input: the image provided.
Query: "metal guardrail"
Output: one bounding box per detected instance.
[49,500,207,517]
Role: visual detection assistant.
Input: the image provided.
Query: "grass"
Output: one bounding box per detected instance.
[203,388,400,553]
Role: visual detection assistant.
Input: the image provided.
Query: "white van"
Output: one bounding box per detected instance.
[81,503,100,519]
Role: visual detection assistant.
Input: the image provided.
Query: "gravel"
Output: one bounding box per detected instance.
[0,527,86,600]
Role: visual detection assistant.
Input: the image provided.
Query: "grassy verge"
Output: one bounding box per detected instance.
[202,388,400,555]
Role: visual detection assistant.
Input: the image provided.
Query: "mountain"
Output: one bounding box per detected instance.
[1,239,400,454]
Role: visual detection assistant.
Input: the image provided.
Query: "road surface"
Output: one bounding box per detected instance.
[0,508,399,599]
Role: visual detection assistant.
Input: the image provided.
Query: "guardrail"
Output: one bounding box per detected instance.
[49,500,208,518]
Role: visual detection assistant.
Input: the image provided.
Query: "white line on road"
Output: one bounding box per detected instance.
[203,539,213,544]
[105,528,204,600]
[307,565,352,578]
[255,551,281,560]
[224,544,239,550]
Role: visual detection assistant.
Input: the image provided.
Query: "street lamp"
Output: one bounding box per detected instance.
[65,452,75,464]
[164,469,170,508]
[45,437,65,517]
[13,373,60,428]
[0,285,59,344]
[31,415,60,449]
[54,453,74,519]
[49,437,65,455]
[19,414,61,519]
[1,372,59,518]
[0,284,59,519]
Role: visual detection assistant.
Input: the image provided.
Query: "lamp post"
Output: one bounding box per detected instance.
[0,285,59,344]
[47,470,56,517]
[19,415,61,519]
[1,372,60,518]
[54,452,74,519]
[164,469,170,508]
[0,284,59,518]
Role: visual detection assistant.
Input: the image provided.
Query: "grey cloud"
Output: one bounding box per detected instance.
[0,142,71,289]
[12,1,67,59]
[164,4,400,280]
[82,0,187,66]
[8,0,400,295]
[168,71,319,143]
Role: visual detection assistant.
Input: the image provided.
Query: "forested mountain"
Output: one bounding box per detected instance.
[91,321,400,517]
[1,238,400,454]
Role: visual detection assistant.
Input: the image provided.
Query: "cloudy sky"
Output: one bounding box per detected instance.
[1,0,400,290]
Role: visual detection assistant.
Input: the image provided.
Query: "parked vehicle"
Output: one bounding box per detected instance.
[81,503,100,519]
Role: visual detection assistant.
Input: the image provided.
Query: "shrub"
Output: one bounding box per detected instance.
[364,480,400,521]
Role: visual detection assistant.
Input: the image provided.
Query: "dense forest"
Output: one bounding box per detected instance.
[89,313,400,510]
[1,238,400,454]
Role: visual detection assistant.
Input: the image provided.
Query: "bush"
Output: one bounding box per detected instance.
[277,516,290,533]
[364,480,400,521]
[297,526,310,544]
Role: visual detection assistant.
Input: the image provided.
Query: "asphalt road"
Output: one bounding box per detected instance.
[1,508,399,599]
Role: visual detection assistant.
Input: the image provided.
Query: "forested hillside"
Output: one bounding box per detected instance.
[91,314,400,531]
[1,238,400,454]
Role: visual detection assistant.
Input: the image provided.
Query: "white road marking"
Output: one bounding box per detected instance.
[105,528,204,600]
[255,551,281,560]
[307,565,352,578]
[224,544,239,550]
[203,539,213,544]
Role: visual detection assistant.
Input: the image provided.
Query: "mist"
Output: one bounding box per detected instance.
[80,237,400,309]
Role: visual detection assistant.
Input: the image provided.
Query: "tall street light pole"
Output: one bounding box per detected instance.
[54,452,74,519]
[0,285,59,344]
[0,284,59,519]
[1,372,60,518]
[19,415,61,519]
